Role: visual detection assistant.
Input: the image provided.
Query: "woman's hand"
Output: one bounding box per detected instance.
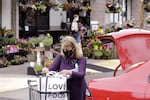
[59,69,72,76]
[41,67,49,74]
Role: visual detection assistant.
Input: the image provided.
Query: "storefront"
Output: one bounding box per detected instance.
[0,0,19,38]
[0,0,149,39]
[18,0,91,40]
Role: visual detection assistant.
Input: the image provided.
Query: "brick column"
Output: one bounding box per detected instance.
[90,0,105,24]
[0,0,1,26]
[11,0,19,38]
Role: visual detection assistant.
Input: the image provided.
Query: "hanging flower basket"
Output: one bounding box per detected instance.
[20,3,45,12]
[146,17,150,24]
[19,0,58,13]
[105,2,122,13]
[144,3,150,12]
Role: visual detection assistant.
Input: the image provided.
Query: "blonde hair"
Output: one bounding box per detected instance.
[60,36,83,59]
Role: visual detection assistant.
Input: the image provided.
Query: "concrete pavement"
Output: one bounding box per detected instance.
[0,59,120,93]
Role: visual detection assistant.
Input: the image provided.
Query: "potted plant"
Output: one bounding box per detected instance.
[42,33,53,50]
[82,44,93,58]
[10,59,20,65]
[4,29,14,38]
[28,38,39,49]
[0,46,6,57]
[92,50,103,59]
[102,43,113,59]
[91,38,102,50]
[0,57,9,68]
[105,1,122,13]
[146,16,150,24]
[7,37,17,45]
[17,39,30,54]
[144,3,150,12]
[33,64,43,75]
[10,55,24,65]
[44,58,53,67]
[0,26,6,37]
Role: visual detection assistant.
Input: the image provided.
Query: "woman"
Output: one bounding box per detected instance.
[42,36,87,100]
[71,14,81,43]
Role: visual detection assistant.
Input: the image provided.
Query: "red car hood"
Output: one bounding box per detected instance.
[111,29,150,70]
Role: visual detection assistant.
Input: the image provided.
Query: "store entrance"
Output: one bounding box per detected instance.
[19,6,49,39]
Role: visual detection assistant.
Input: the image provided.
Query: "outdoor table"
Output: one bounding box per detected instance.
[32,47,45,65]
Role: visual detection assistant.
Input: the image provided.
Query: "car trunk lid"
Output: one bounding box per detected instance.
[112,29,150,70]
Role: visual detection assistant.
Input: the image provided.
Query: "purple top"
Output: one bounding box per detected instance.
[49,54,87,100]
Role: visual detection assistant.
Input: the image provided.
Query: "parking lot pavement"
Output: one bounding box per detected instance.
[87,59,120,70]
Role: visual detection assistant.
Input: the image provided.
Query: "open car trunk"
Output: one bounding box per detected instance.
[112,29,150,70]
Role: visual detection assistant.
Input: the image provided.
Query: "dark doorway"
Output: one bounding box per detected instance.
[19,5,49,39]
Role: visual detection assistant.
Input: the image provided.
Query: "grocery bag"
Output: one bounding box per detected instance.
[38,71,68,100]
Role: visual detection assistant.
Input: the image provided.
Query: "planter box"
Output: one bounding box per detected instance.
[27,66,36,75]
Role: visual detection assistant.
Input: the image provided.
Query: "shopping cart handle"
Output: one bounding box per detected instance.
[46,71,57,76]
[27,79,37,85]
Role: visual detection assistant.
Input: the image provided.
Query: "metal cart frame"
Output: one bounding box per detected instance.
[28,80,70,100]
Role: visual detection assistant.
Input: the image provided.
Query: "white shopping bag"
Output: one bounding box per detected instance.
[38,71,68,100]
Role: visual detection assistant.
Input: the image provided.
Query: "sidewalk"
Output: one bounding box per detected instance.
[0,59,120,93]
[87,59,120,70]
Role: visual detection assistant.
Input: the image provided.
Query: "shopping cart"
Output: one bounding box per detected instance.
[28,71,70,100]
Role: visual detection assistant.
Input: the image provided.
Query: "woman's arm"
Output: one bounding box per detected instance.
[48,54,62,71]
[71,56,87,78]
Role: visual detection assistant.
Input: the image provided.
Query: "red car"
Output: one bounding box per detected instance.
[86,29,150,100]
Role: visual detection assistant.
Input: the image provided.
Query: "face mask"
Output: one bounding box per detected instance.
[63,49,73,57]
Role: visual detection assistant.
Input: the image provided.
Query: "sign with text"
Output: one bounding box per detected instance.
[37,73,68,100]
[40,92,68,100]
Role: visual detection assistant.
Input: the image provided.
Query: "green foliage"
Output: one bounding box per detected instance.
[0,57,8,67]
[83,47,92,58]
[42,33,53,47]
[0,26,6,34]
[42,37,53,47]
[0,26,14,37]
[18,41,29,52]
[0,46,6,56]
[34,64,43,72]
[28,38,39,48]
[94,50,103,56]
[28,36,44,48]
[104,28,114,34]
[0,37,17,45]
[146,17,150,24]
[105,2,122,13]
[28,38,38,45]
[5,37,17,44]
[144,3,150,12]
[4,29,14,34]
[102,48,112,59]
[10,55,24,65]
[19,0,47,13]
